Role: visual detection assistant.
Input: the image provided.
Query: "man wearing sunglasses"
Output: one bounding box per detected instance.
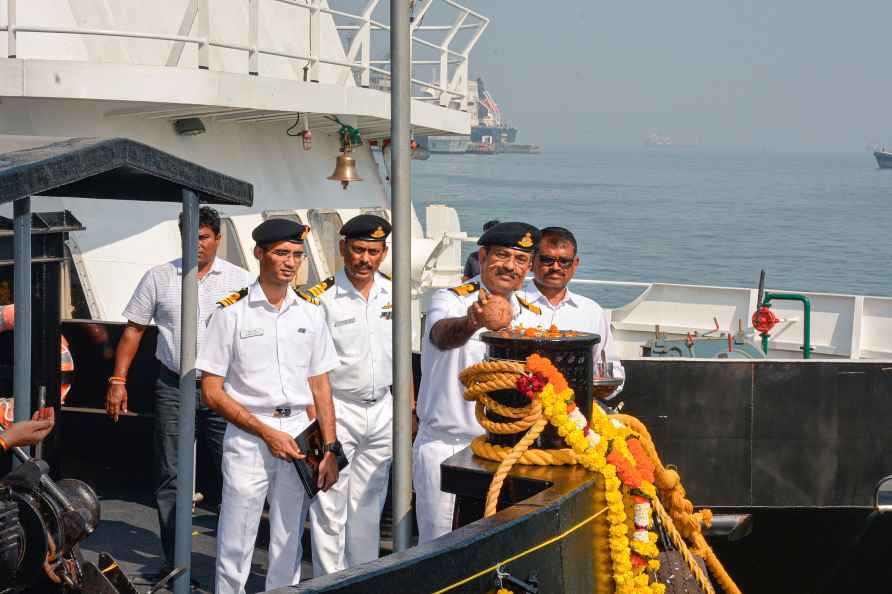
[524,227,625,398]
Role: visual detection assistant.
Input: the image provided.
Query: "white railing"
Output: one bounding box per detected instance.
[1,0,487,112]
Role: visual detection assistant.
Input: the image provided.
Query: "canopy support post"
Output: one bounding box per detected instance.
[13,197,31,429]
[173,190,199,594]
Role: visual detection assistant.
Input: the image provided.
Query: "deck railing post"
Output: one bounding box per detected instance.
[439,10,468,107]
[198,0,209,69]
[309,0,321,82]
[248,0,259,75]
[360,12,371,87]
[7,0,16,58]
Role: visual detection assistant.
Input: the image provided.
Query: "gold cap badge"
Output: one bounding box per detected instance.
[517,232,533,249]
[299,225,311,241]
[371,226,385,239]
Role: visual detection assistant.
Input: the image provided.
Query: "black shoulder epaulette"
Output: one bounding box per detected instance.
[297,290,320,305]
[449,281,480,297]
[516,295,542,315]
[217,287,248,308]
[306,276,335,298]
[379,271,392,281]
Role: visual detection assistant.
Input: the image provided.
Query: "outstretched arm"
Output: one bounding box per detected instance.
[429,290,488,350]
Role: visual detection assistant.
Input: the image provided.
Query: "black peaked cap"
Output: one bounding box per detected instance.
[477,221,540,253]
[340,214,392,241]
[252,218,310,245]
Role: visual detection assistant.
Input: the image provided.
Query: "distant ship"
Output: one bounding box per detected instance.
[423,136,471,154]
[873,149,892,169]
[644,133,696,149]
[500,143,542,154]
[415,78,541,155]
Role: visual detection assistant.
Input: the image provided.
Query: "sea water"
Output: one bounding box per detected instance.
[412,147,892,307]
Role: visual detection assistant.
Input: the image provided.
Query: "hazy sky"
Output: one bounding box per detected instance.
[452,1,892,150]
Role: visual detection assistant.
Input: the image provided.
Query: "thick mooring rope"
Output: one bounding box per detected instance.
[460,360,742,594]
[612,414,742,594]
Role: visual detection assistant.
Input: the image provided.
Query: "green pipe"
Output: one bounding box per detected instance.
[761,293,812,359]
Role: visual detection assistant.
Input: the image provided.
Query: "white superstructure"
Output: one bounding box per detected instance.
[0,0,486,348]
[3,2,889,362]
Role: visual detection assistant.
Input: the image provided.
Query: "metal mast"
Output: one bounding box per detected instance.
[390,0,413,552]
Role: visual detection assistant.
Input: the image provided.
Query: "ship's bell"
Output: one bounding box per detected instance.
[327,153,362,189]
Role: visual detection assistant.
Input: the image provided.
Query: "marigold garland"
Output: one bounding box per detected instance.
[523,355,665,594]
[462,353,737,594]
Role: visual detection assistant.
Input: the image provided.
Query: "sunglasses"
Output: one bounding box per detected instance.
[536,255,575,269]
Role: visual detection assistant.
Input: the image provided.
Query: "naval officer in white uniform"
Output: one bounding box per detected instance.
[414,222,542,543]
[197,218,341,594]
[308,214,396,574]
[522,226,625,395]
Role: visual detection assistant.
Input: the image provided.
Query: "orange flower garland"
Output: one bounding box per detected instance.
[524,354,664,594]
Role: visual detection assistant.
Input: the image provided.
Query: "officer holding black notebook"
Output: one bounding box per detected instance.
[197,218,342,594]
[306,214,397,576]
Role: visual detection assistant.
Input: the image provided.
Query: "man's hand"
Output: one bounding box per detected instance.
[317,452,340,491]
[262,427,305,461]
[4,408,55,447]
[466,289,489,332]
[105,383,128,422]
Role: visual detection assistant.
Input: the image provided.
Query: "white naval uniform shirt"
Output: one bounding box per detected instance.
[196,280,339,412]
[417,276,540,440]
[122,256,253,374]
[520,280,626,385]
[318,271,393,403]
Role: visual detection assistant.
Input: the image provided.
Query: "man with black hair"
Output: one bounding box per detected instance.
[415,221,543,542]
[105,206,252,575]
[462,219,500,280]
[198,218,340,593]
[523,226,625,397]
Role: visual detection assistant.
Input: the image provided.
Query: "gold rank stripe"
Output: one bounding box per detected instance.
[516,295,542,315]
[307,276,335,297]
[297,291,320,305]
[217,287,248,308]
[449,281,480,296]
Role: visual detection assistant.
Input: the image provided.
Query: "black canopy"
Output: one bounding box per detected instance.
[0,135,253,206]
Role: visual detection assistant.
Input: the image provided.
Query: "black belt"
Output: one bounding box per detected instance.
[160,364,203,388]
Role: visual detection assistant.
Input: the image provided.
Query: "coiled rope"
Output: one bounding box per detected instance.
[460,360,742,594]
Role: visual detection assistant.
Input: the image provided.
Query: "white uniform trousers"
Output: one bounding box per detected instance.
[310,393,393,575]
[412,428,473,543]
[215,411,311,594]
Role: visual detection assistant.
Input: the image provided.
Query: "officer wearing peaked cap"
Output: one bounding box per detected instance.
[197,218,341,593]
[308,213,398,575]
[414,221,543,543]
[251,217,311,245]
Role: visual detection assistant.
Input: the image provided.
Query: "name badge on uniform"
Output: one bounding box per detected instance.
[381,303,392,320]
[240,327,264,339]
[334,317,356,328]
[297,328,307,334]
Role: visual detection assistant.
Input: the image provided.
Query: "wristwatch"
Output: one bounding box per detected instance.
[323,440,343,456]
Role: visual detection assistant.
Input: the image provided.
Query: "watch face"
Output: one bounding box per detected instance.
[327,441,343,455]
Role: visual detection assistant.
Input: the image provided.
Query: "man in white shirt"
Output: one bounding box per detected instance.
[522,226,625,397]
[105,207,252,574]
[308,214,396,575]
[197,218,341,593]
[414,222,542,543]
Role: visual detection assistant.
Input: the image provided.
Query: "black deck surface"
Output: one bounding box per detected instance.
[79,491,309,593]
